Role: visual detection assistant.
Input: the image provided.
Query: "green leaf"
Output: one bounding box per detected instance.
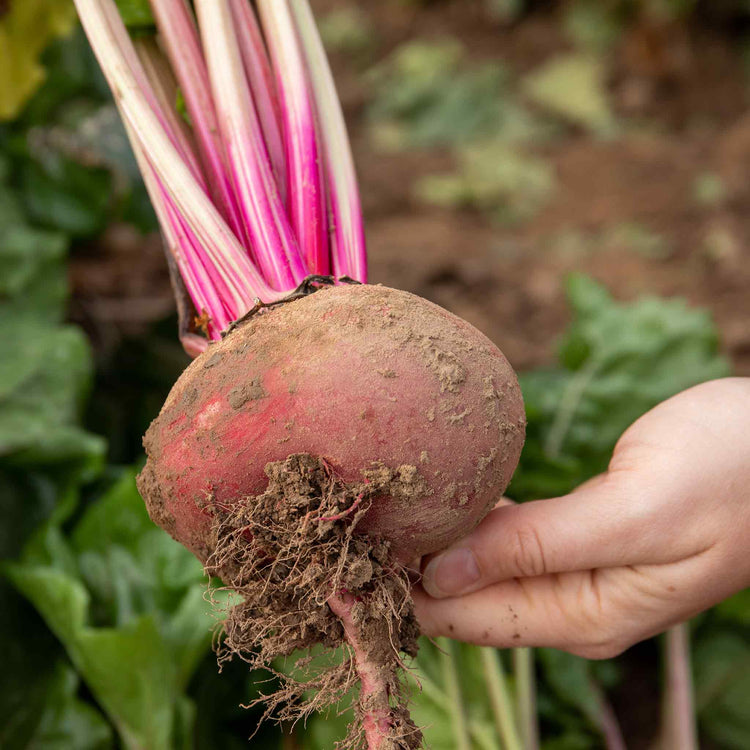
[0,471,75,560]
[522,53,616,136]
[415,140,555,225]
[0,179,70,321]
[319,7,376,57]
[511,275,730,499]
[191,655,272,750]
[114,0,156,30]
[0,0,77,121]
[715,589,750,626]
[71,469,155,554]
[20,662,113,750]
[16,27,109,126]
[0,223,68,299]
[0,320,106,472]
[485,0,525,23]
[0,580,67,748]
[563,1,623,53]
[367,39,551,152]
[694,631,750,750]
[6,564,179,750]
[6,470,215,750]
[537,648,619,744]
[21,155,114,237]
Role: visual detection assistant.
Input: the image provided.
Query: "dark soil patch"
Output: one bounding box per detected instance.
[205,454,421,750]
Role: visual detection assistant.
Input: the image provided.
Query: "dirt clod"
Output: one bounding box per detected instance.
[227,379,267,408]
[206,454,422,750]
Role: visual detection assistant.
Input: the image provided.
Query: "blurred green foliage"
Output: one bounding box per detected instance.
[367,39,559,224]
[318,5,377,59]
[414,141,555,225]
[372,0,750,227]
[521,54,616,137]
[114,0,156,30]
[405,0,749,25]
[6,471,215,750]
[0,0,77,121]
[368,39,554,152]
[510,274,730,499]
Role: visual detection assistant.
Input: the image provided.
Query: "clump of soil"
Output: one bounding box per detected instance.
[205,453,422,750]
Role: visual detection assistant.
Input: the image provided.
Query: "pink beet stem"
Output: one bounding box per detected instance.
[133,40,235,334]
[149,0,253,249]
[90,0,283,307]
[228,0,288,204]
[195,0,308,290]
[95,0,206,187]
[78,0,276,327]
[75,0,370,343]
[126,111,235,335]
[327,592,396,750]
[290,0,368,282]
[257,0,330,275]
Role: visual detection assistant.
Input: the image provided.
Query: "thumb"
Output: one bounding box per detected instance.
[421,473,667,599]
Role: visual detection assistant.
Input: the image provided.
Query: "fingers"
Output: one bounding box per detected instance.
[414,550,724,659]
[413,573,630,659]
[422,472,697,599]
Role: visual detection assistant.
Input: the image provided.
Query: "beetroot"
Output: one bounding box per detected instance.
[138,283,524,747]
[140,284,524,561]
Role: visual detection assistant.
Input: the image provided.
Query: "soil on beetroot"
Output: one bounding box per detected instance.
[206,453,421,750]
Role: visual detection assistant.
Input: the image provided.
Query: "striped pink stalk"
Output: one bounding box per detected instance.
[122,97,280,311]
[125,118,230,339]
[134,38,197,179]
[75,0,370,348]
[97,0,205,188]
[130,41,229,336]
[75,0,281,311]
[290,0,368,282]
[148,0,252,250]
[101,0,265,321]
[164,194,234,334]
[256,0,329,275]
[228,0,288,204]
[194,0,308,290]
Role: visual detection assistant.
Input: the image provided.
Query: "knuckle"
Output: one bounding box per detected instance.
[571,637,628,661]
[562,596,630,660]
[509,525,547,578]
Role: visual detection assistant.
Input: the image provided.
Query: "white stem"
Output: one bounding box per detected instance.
[148,0,250,244]
[256,0,329,275]
[73,0,280,309]
[194,0,307,290]
[290,0,368,282]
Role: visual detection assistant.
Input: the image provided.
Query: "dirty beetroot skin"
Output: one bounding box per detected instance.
[137,283,525,749]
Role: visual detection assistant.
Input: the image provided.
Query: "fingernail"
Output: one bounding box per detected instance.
[423,548,480,597]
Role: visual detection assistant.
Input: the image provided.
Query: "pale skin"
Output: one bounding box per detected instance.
[414,377,750,659]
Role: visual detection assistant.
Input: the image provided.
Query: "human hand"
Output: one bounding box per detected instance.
[414,378,750,659]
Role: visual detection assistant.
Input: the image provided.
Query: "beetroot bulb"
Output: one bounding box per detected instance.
[75,1,525,747]
[139,284,524,565]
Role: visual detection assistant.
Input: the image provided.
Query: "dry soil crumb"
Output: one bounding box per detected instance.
[205,453,422,750]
